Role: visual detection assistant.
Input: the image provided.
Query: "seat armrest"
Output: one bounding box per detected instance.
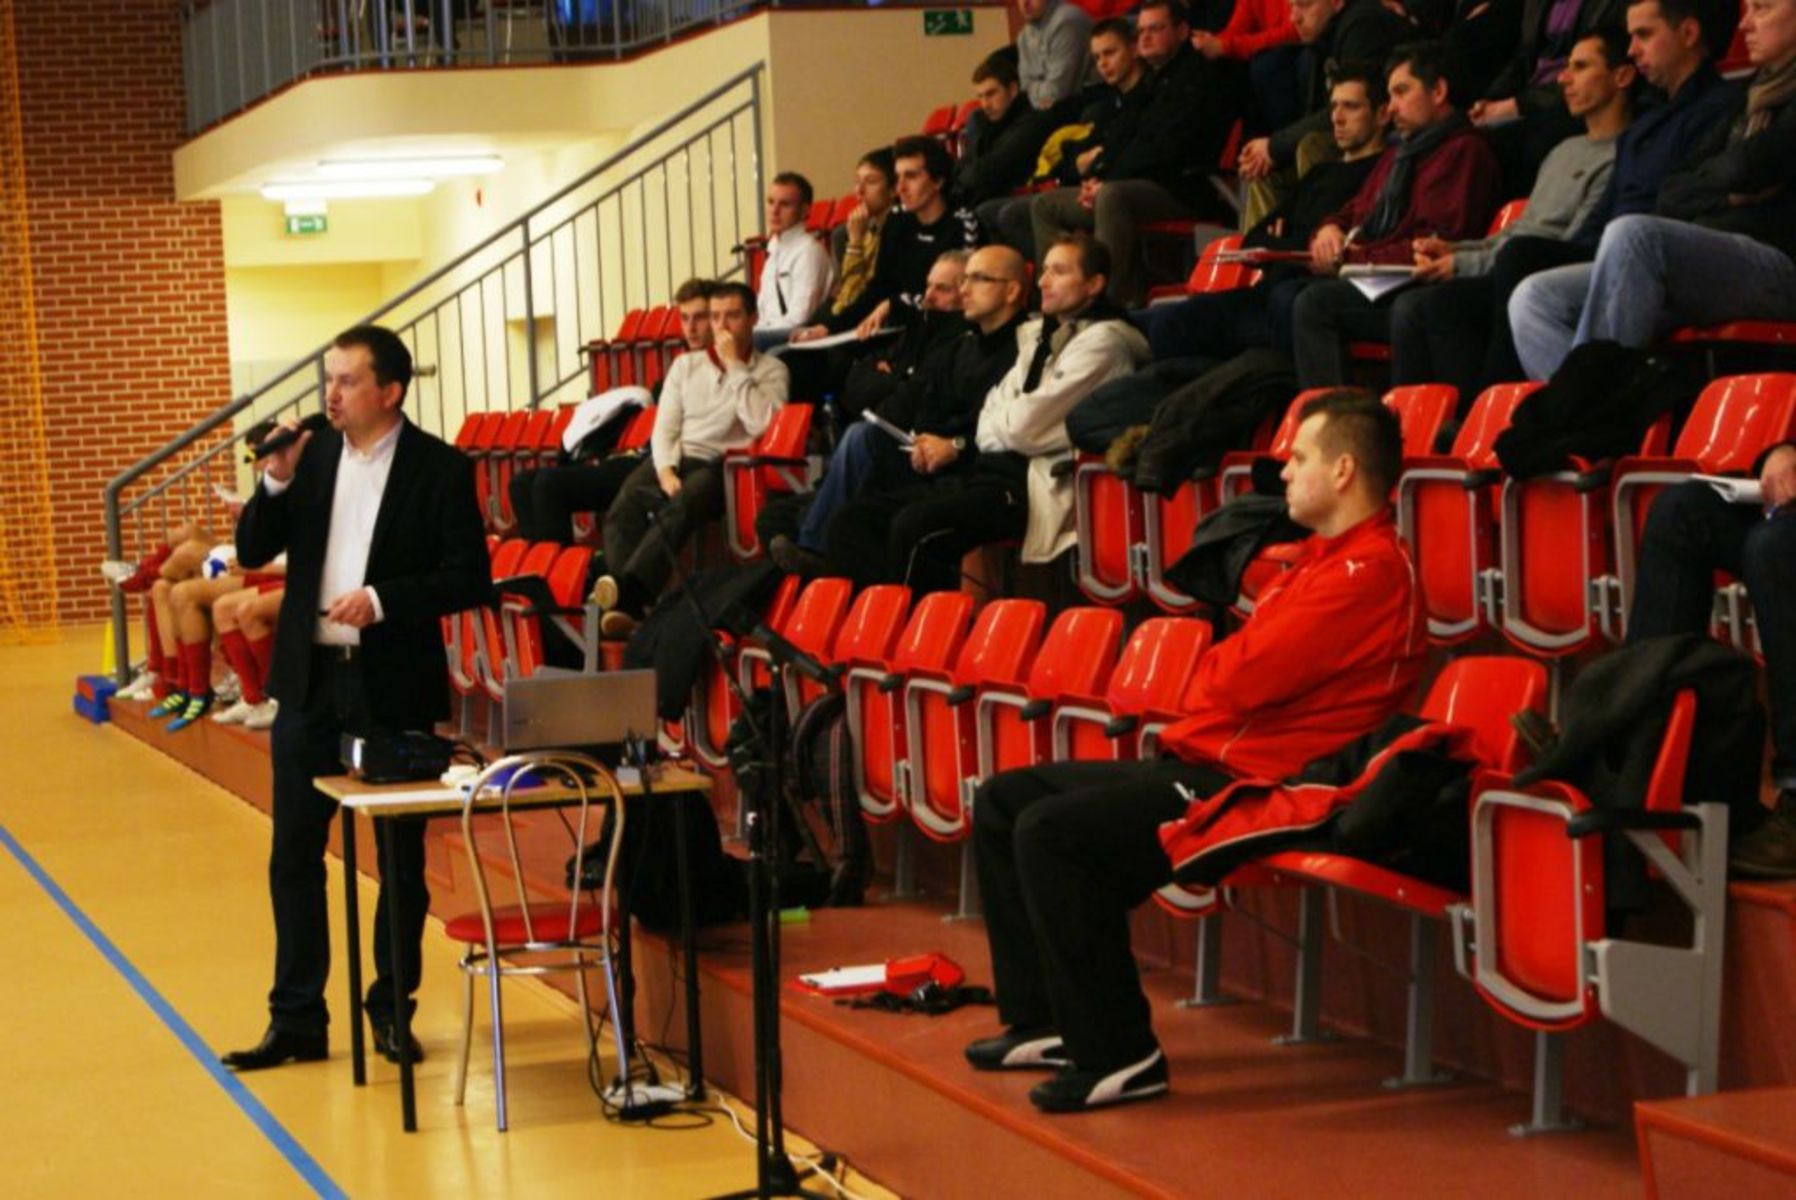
[877,672,905,694]
[1019,698,1051,721]
[1573,461,1614,492]
[1103,714,1140,738]
[947,683,977,706]
[1566,809,1701,839]
[1463,467,1502,489]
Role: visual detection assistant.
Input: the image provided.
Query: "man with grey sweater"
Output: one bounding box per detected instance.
[1017,0,1093,118]
[1391,27,1636,399]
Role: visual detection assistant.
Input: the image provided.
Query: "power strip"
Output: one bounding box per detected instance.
[604,1080,687,1118]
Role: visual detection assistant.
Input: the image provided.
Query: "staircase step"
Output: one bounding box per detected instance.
[1638,1086,1796,1199]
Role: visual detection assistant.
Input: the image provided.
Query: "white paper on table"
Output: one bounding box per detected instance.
[1694,474,1766,506]
[797,963,887,991]
[1340,262,1417,302]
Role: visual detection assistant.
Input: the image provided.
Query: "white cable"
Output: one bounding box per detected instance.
[705,1094,876,1200]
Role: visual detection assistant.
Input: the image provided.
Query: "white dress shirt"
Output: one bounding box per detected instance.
[755,228,836,332]
[262,418,401,645]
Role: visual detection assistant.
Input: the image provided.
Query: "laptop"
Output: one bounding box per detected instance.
[501,668,659,754]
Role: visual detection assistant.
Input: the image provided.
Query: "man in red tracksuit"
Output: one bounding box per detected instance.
[963,389,1426,1114]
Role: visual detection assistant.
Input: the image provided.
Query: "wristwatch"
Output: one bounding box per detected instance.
[950,436,967,453]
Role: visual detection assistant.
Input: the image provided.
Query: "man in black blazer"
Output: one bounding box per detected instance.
[222,325,491,1070]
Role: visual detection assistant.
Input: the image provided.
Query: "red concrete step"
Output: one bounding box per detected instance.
[1638,1086,1796,1199]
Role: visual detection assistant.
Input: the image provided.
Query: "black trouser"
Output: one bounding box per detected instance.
[508,455,641,544]
[825,467,1029,592]
[602,456,726,613]
[267,647,427,1035]
[1628,482,1796,787]
[1290,278,1396,387]
[1066,358,1214,454]
[973,757,1230,1070]
[1390,237,1592,400]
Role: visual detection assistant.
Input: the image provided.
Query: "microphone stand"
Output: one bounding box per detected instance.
[634,508,827,1199]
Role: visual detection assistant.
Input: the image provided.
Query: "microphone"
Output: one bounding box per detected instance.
[252,412,328,459]
[751,621,832,687]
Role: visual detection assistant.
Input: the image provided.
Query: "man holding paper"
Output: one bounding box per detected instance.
[1288,41,1501,387]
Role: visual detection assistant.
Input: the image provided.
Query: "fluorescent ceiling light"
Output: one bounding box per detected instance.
[261,179,434,200]
[317,155,502,180]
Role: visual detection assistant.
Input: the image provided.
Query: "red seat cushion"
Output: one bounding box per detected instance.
[444,902,603,945]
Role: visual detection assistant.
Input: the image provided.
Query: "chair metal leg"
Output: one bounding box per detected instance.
[573,955,600,1065]
[1273,888,1333,1045]
[1385,914,1452,1088]
[945,841,981,921]
[1511,1031,1582,1136]
[487,966,509,1132]
[1178,913,1237,1008]
[454,966,475,1106]
[889,821,921,900]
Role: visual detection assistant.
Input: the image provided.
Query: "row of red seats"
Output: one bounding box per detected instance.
[1075,372,1796,662]
[668,570,1727,1128]
[451,402,816,559]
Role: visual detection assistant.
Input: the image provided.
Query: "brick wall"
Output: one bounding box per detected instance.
[13,0,230,624]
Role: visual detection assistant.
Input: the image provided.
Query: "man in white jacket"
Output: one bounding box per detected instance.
[753,172,836,350]
[592,282,788,636]
[832,232,1150,592]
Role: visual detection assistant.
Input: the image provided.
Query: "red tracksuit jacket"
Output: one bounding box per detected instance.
[1157,510,1427,781]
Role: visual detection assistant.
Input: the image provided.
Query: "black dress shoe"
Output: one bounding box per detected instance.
[371,1020,425,1064]
[220,1027,328,1071]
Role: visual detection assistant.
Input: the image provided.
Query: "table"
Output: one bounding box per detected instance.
[318,762,712,1131]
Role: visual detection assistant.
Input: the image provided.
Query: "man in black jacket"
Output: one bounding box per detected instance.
[222,325,491,1070]
[769,246,1030,575]
[959,54,1056,223]
[1237,0,1414,229]
[1028,0,1244,304]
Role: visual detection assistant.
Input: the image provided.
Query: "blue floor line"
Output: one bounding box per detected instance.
[0,824,348,1199]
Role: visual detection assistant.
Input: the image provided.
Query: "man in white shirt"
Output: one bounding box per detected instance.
[593,282,790,637]
[223,325,490,1070]
[753,172,836,350]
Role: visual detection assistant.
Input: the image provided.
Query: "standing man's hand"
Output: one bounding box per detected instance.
[658,466,683,498]
[263,418,313,484]
[324,587,378,629]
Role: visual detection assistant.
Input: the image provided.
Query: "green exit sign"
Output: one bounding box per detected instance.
[285,214,328,236]
[923,8,973,35]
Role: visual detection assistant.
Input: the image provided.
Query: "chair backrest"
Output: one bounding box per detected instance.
[951,98,979,132]
[921,102,956,136]
[1062,617,1210,760]
[766,577,854,706]
[953,599,1046,687]
[762,574,804,633]
[461,752,622,947]
[1450,382,1540,464]
[830,584,911,667]
[1418,656,1548,772]
[805,201,833,235]
[1384,384,1457,458]
[1671,373,1796,473]
[754,404,814,489]
[1186,233,1257,294]
[1488,199,1528,235]
[1024,606,1124,699]
[889,590,976,674]
[831,192,858,227]
[1266,389,1328,459]
[616,404,659,452]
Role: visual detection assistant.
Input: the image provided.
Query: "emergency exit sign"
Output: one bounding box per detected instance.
[923,9,973,35]
[285,214,328,236]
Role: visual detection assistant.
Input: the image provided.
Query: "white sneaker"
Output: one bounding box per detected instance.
[212,698,255,724]
[100,560,135,585]
[215,671,243,705]
[117,671,158,701]
[241,699,279,730]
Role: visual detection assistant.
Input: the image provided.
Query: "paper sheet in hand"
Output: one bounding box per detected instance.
[778,327,901,352]
[860,409,916,448]
[1694,474,1766,506]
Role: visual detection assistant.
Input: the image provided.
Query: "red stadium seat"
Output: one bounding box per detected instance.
[1451,690,1726,1131]
[829,192,858,229]
[500,544,597,679]
[845,591,975,825]
[920,102,956,138]
[902,599,1047,843]
[973,606,1124,781]
[685,575,802,771]
[736,576,854,717]
[487,410,534,534]
[456,411,507,531]
[446,536,529,702]
[634,305,676,392]
[1072,452,1143,604]
[588,308,647,394]
[1050,617,1212,762]
[477,540,559,704]
[723,404,814,561]
[1396,383,1540,644]
[1146,233,1259,305]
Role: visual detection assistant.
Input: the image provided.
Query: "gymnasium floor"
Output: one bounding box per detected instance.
[0,629,891,1199]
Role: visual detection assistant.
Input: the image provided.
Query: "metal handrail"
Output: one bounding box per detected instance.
[102,61,764,680]
[180,0,767,134]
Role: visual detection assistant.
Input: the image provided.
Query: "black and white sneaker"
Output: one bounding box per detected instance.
[1027,1048,1169,1114]
[964,1028,1070,1072]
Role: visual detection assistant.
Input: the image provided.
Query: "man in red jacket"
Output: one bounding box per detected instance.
[963,389,1426,1113]
[1290,40,1502,386]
